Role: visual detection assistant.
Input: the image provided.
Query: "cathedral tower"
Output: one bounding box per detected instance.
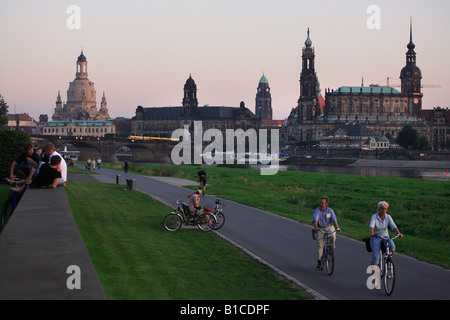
[182,75,199,117]
[400,18,423,117]
[255,73,272,120]
[298,28,319,121]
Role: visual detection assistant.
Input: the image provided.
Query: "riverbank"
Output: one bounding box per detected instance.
[349,159,450,169]
[285,157,450,170]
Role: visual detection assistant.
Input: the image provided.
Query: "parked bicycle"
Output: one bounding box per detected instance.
[319,228,338,275]
[1,181,25,228]
[374,234,401,295]
[163,199,216,232]
[210,199,225,230]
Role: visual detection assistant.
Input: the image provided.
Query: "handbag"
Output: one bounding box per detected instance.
[362,237,372,252]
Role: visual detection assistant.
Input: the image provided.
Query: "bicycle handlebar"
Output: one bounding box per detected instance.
[318,228,339,235]
[372,234,402,240]
[215,199,225,206]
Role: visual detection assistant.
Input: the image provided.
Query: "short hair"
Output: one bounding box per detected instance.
[44,143,56,152]
[377,201,389,209]
[50,155,61,166]
[24,143,33,151]
[320,196,329,204]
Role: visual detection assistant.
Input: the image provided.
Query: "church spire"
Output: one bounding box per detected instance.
[400,17,422,116]
[406,16,416,63]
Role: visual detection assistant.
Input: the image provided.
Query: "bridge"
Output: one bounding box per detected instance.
[31,135,177,163]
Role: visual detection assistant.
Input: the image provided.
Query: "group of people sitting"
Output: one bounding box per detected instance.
[7,142,67,192]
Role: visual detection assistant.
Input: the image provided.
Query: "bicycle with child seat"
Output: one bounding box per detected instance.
[210,199,225,230]
[163,199,217,232]
[374,234,401,296]
[319,228,338,276]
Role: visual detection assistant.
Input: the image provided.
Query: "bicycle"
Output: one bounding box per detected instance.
[374,234,401,296]
[1,181,25,228]
[210,199,225,230]
[319,228,338,276]
[163,199,217,232]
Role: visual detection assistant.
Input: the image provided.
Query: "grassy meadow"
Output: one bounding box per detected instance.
[103,162,450,268]
[66,179,312,300]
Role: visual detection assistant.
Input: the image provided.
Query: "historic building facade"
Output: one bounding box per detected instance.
[287,21,429,146]
[52,50,110,121]
[131,75,260,136]
[42,120,115,138]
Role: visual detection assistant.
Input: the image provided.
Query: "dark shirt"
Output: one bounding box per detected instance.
[33,164,61,188]
[198,170,207,180]
[15,151,41,166]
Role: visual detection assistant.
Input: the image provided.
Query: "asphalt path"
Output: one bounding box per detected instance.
[83,166,450,300]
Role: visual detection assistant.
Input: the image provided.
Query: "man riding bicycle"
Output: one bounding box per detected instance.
[312,197,341,270]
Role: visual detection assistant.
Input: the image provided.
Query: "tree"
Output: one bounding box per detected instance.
[397,125,418,149]
[0,93,9,126]
[397,124,431,151]
[0,127,31,178]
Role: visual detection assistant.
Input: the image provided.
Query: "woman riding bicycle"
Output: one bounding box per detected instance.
[369,201,403,268]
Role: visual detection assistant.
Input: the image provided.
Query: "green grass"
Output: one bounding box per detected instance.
[66,180,312,300]
[103,162,450,269]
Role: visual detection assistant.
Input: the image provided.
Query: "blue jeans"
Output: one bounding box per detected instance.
[370,237,395,265]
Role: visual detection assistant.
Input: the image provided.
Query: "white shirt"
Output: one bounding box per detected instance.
[50,151,67,181]
[369,213,397,238]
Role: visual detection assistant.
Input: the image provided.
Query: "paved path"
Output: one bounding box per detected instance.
[0,187,105,300]
[87,167,450,300]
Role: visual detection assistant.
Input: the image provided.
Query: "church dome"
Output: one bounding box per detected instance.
[77,51,87,62]
[184,75,197,90]
[400,63,422,79]
[259,74,269,84]
[67,78,97,104]
[305,28,312,47]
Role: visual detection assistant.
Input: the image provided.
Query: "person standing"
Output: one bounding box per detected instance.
[312,197,341,270]
[197,169,207,195]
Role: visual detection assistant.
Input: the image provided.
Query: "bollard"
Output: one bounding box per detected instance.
[116,175,121,185]
[129,179,136,190]
[126,178,136,190]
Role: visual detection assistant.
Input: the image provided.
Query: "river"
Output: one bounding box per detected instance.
[267,159,450,181]
[280,164,449,181]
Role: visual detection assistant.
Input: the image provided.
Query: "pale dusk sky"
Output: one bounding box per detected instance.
[0,0,449,121]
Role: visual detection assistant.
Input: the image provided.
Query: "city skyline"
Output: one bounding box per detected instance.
[1,0,449,122]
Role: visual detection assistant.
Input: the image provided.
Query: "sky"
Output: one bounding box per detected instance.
[0,0,449,121]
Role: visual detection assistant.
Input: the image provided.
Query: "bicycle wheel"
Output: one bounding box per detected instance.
[324,245,335,275]
[382,257,395,295]
[213,212,225,230]
[197,212,216,231]
[163,213,183,231]
[1,194,14,228]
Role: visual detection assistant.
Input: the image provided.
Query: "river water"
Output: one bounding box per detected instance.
[277,164,450,181]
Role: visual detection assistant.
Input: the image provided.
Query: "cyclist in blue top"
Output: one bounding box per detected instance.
[312,197,341,270]
[369,201,403,267]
